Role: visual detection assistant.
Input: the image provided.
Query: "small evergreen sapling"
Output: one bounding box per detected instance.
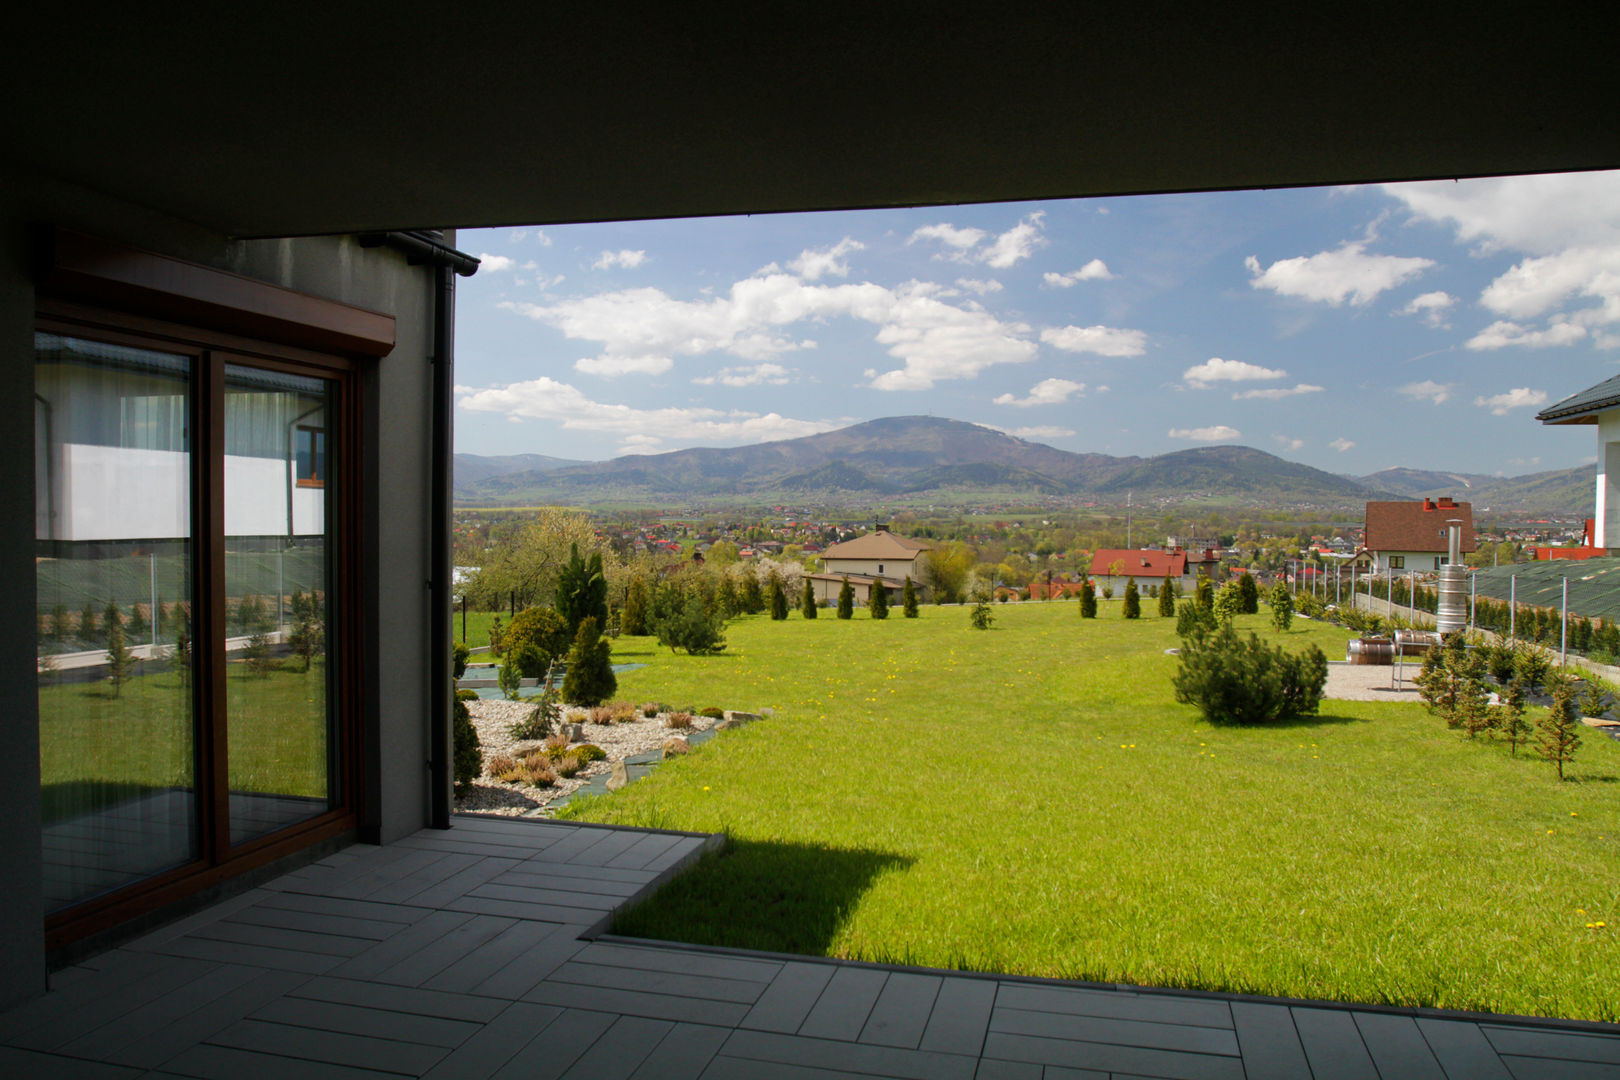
[903,575,919,618]
[1079,580,1097,619]
[452,689,482,795]
[1195,576,1214,614]
[1497,674,1531,756]
[1158,575,1176,617]
[837,577,854,619]
[1537,675,1583,780]
[621,578,649,636]
[1237,571,1260,614]
[1212,581,1244,626]
[1269,581,1294,632]
[801,578,818,619]
[560,616,616,706]
[768,576,789,620]
[969,597,995,630]
[1121,578,1140,619]
[105,612,136,696]
[869,580,889,619]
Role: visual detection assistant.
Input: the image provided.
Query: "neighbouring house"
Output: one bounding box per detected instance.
[1089,548,1220,595]
[805,528,931,606]
[1538,377,1620,552]
[1356,498,1477,575]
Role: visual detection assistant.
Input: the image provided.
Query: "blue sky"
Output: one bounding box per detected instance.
[453,171,1620,476]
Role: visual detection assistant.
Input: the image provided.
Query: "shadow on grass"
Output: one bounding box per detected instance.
[611,838,913,956]
[1264,710,1378,729]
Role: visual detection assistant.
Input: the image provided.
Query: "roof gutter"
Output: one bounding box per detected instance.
[358,230,478,830]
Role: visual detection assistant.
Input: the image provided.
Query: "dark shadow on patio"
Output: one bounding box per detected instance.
[609,838,913,956]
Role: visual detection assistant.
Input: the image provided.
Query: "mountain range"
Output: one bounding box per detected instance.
[454,416,1592,514]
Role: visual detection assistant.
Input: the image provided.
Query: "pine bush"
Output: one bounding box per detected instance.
[561,616,617,706]
[1121,578,1140,619]
[837,577,854,619]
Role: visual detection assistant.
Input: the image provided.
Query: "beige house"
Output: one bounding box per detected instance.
[806,529,931,606]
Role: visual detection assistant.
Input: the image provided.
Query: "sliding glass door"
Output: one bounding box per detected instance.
[36,330,352,926]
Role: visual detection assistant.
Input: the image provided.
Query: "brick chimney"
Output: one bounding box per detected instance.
[1422,498,1435,511]
[1436,497,1456,509]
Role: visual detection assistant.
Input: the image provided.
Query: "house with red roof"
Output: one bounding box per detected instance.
[1089,547,1221,595]
[1356,498,1476,576]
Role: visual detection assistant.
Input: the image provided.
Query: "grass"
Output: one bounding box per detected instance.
[558,599,1620,1021]
[39,660,330,824]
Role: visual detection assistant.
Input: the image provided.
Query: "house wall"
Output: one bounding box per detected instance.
[822,554,924,580]
[0,163,440,1008]
[1371,551,1455,575]
[1597,412,1620,549]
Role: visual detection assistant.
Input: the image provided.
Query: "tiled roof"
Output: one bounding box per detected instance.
[1089,549,1189,578]
[1363,499,1477,554]
[822,529,931,561]
[1537,373,1620,425]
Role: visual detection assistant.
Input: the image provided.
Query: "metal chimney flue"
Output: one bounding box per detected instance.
[1436,519,1468,634]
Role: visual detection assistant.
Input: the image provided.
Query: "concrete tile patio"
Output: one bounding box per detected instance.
[5,816,1617,1078]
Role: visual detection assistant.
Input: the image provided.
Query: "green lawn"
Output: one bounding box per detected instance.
[40,661,330,824]
[558,599,1620,1021]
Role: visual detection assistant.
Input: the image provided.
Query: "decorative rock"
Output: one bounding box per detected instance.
[714,718,741,731]
[605,760,630,791]
[760,707,775,718]
[723,710,761,724]
[564,722,584,741]
[661,736,690,758]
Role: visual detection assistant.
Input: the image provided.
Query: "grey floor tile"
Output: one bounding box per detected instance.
[1230,1001,1309,1080]
[1416,1018,1514,1080]
[558,1015,672,1080]
[1483,1024,1620,1065]
[919,977,997,1057]
[797,966,888,1041]
[420,1002,564,1080]
[629,1022,731,1080]
[859,972,941,1049]
[722,1027,978,1080]
[741,962,838,1033]
[980,1031,1244,1080]
[1352,1012,1445,1080]
[1292,1007,1378,1079]
[989,1006,1240,1056]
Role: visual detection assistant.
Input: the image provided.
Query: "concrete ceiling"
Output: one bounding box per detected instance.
[8,6,1620,237]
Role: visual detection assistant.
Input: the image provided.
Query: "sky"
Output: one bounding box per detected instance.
[453,170,1620,477]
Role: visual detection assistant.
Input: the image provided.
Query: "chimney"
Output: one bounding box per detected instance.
[1422,498,1435,511]
[1437,497,1456,509]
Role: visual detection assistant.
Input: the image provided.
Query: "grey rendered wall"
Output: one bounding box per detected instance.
[0,164,438,1009]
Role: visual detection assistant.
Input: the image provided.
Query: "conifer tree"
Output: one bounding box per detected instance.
[560,616,617,706]
[801,578,818,618]
[837,576,854,619]
[1237,571,1260,614]
[1158,575,1176,617]
[769,576,789,620]
[1269,581,1293,632]
[621,576,649,635]
[1538,674,1583,780]
[79,599,99,643]
[1497,674,1531,755]
[1079,580,1097,619]
[1121,578,1140,619]
[870,580,889,619]
[1195,576,1214,614]
[739,572,764,614]
[902,576,918,618]
[105,613,135,696]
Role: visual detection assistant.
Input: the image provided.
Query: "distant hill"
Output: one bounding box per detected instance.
[452,416,1593,513]
[1355,465,1592,515]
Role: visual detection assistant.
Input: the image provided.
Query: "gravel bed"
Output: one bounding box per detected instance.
[454,699,716,816]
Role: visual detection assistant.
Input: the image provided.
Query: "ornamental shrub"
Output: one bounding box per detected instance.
[560,617,617,707]
[504,607,571,670]
[655,592,728,654]
[1175,599,1214,637]
[969,599,995,630]
[769,576,789,620]
[453,694,482,794]
[1237,571,1260,614]
[1121,579,1140,619]
[802,579,818,619]
[903,576,919,617]
[837,577,854,619]
[452,641,471,680]
[621,577,650,636]
[1213,580,1244,626]
[1079,581,1097,619]
[1172,622,1328,725]
[509,690,559,740]
[1268,581,1293,632]
[1538,674,1583,780]
[698,706,725,718]
[1158,575,1176,617]
[870,580,889,619]
[1195,577,1214,614]
[556,543,609,638]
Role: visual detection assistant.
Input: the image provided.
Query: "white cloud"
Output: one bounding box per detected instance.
[1272,434,1305,452]
[788,237,864,281]
[1397,290,1456,328]
[909,222,987,258]
[477,253,516,272]
[1182,357,1285,387]
[1329,437,1356,453]
[1040,325,1147,356]
[1231,383,1325,401]
[1383,172,1620,256]
[691,363,794,387]
[534,230,552,246]
[506,230,527,244]
[456,376,838,447]
[1474,387,1549,415]
[1465,319,1590,350]
[866,283,1037,390]
[1244,242,1433,306]
[619,433,662,452]
[1477,247,1620,320]
[1010,426,1076,441]
[982,212,1047,268]
[592,249,647,270]
[956,278,1003,295]
[1044,259,1113,287]
[993,378,1085,408]
[573,354,673,377]
[1168,425,1241,442]
[1398,379,1452,405]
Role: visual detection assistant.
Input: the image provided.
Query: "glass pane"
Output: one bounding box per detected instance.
[35,333,197,912]
[224,365,336,845]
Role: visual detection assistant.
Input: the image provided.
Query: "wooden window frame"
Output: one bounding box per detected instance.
[35,233,386,951]
[295,424,327,488]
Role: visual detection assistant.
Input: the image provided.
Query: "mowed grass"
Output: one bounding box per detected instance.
[559,600,1620,1020]
[39,661,330,823]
